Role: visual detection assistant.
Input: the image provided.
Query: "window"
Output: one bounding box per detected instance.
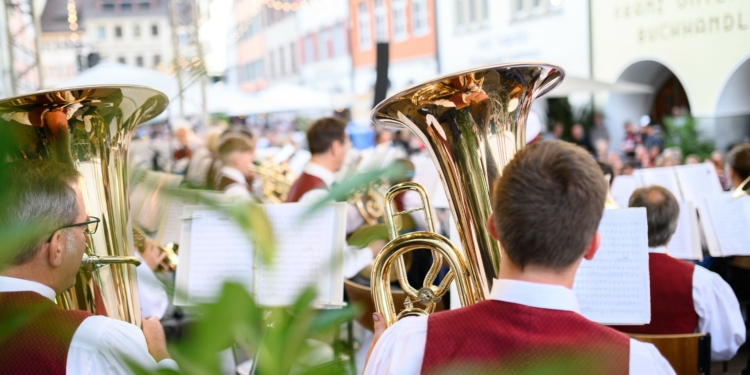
[135,56,143,67]
[456,0,489,28]
[318,28,329,60]
[304,34,315,63]
[290,42,296,73]
[411,0,429,36]
[513,0,526,18]
[268,50,275,78]
[115,26,122,38]
[153,54,161,67]
[133,25,140,37]
[117,56,126,64]
[332,24,345,57]
[356,2,371,50]
[139,1,150,9]
[391,0,407,40]
[373,0,388,42]
[151,24,158,37]
[102,1,115,11]
[279,46,285,76]
[97,26,106,39]
[121,1,132,10]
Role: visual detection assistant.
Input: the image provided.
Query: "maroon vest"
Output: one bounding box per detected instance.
[422,300,630,375]
[286,172,326,203]
[216,175,251,193]
[614,252,698,334]
[0,291,91,375]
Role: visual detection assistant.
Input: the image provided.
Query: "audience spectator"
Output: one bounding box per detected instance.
[589,113,610,147]
[621,121,638,158]
[571,123,594,154]
[543,122,564,141]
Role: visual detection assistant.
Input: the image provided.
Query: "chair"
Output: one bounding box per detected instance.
[343,279,445,332]
[629,333,711,375]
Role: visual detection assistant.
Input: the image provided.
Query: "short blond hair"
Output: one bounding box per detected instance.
[218,136,253,164]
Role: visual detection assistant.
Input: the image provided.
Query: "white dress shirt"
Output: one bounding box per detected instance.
[364,279,675,375]
[218,166,254,201]
[652,246,746,361]
[298,162,373,278]
[0,276,179,374]
[134,252,169,320]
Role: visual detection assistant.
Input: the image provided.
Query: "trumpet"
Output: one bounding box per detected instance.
[133,227,179,272]
[250,160,297,204]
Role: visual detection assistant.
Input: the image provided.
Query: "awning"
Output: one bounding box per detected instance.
[546,76,654,97]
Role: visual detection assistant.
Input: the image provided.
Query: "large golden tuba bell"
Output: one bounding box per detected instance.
[370,64,564,326]
[0,85,169,326]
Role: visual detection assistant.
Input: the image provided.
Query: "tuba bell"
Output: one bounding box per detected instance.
[370,64,564,326]
[0,85,169,326]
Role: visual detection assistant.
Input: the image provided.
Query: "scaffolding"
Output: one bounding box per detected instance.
[168,0,209,128]
[1,0,42,97]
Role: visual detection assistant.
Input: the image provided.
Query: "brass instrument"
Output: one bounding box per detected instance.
[351,178,389,225]
[370,64,564,326]
[133,227,179,272]
[0,85,169,326]
[250,160,296,203]
[732,175,750,199]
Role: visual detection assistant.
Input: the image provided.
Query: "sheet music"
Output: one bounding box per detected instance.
[255,204,337,306]
[185,211,255,303]
[610,175,637,209]
[573,208,650,325]
[702,193,750,256]
[157,195,196,245]
[633,167,684,201]
[666,201,702,260]
[674,164,723,204]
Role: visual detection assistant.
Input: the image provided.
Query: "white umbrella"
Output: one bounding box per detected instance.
[243,83,335,114]
[546,76,653,97]
[57,62,179,98]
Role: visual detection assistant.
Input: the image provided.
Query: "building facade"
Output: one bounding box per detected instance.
[83,0,173,70]
[592,0,750,152]
[349,0,438,122]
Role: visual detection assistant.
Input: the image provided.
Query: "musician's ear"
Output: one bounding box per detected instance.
[582,232,600,261]
[487,213,499,241]
[47,231,65,268]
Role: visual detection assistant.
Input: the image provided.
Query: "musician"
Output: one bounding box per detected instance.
[0,160,178,374]
[614,185,745,361]
[215,135,257,200]
[364,141,674,374]
[286,117,381,278]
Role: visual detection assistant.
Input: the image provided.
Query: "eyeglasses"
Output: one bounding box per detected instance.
[47,216,100,242]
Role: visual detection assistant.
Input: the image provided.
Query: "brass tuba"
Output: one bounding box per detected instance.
[732,175,750,199]
[0,85,169,326]
[370,64,564,326]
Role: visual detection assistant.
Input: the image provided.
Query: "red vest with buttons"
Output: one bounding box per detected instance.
[614,252,698,335]
[286,172,326,203]
[421,300,630,375]
[0,291,91,375]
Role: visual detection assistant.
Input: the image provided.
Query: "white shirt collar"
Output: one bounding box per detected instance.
[0,275,57,301]
[303,161,334,188]
[649,246,668,254]
[219,166,247,186]
[489,278,580,313]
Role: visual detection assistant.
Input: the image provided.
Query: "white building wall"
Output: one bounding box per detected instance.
[84,16,172,70]
[40,32,80,88]
[436,0,590,78]
[263,13,299,85]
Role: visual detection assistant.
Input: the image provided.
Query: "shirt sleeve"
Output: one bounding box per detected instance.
[342,245,374,278]
[224,184,252,200]
[692,265,746,361]
[100,318,180,372]
[628,339,676,375]
[363,316,428,375]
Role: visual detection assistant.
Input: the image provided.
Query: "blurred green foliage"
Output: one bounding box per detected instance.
[663,115,714,160]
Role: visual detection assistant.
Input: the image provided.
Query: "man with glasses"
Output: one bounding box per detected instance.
[0,160,178,374]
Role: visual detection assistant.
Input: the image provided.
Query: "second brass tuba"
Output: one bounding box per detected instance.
[0,86,169,326]
[370,63,564,326]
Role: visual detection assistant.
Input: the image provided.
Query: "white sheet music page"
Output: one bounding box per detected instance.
[674,164,723,204]
[666,201,702,260]
[610,175,637,208]
[158,196,196,245]
[185,210,254,303]
[633,167,684,201]
[702,193,750,256]
[573,208,650,325]
[256,204,336,306]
